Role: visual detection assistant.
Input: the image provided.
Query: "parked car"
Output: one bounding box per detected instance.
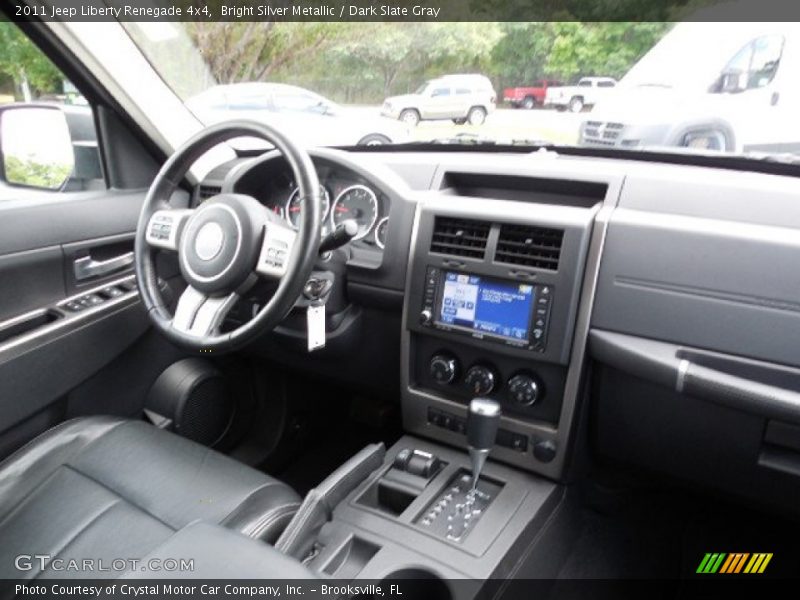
[544,76,617,112]
[381,74,497,126]
[581,22,800,154]
[186,82,408,147]
[502,79,564,109]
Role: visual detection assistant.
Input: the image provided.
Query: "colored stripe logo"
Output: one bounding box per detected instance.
[696,553,773,574]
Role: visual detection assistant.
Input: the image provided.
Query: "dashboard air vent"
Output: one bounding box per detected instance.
[430,217,490,259]
[198,185,221,201]
[495,224,564,271]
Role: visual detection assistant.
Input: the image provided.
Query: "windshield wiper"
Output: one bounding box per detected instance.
[414,133,557,147]
[751,152,800,165]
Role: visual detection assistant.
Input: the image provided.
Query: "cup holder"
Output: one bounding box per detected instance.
[380,568,452,600]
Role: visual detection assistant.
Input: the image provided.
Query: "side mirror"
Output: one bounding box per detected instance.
[314,102,334,116]
[0,105,75,190]
[720,71,747,94]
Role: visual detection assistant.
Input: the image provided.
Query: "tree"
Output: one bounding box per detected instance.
[0,22,63,100]
[4,155,71,189]
[491,23,556,89]
[185,22,348,84]
[324,23,502,98]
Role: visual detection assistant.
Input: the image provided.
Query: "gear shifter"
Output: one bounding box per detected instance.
[466,397,501,492]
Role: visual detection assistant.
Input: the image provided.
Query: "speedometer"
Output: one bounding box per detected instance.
[285,186,330,230]
[331,185,378,240]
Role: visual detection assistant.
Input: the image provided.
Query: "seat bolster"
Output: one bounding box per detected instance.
[220,482,301,543]
[0,416,301,549]
[0,416,126,521]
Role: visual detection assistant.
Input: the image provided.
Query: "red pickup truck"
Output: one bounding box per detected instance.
[503,79,564,109]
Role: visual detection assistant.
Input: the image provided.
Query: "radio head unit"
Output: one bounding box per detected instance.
[420,267,551,352]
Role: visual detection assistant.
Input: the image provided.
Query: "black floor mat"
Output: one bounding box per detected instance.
[269,392,402,496]
[276,420,390,495]
[557,482,800,581]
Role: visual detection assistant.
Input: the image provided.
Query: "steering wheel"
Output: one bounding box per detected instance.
[134,121,322,353]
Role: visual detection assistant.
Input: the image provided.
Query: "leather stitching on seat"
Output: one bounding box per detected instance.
[0,466,63,529]
[0,418,128,525]
[29,498,121,581]
[0,417,125,475]
[64,464,176,531]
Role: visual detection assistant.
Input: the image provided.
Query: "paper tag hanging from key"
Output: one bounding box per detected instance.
[307,303,326,352]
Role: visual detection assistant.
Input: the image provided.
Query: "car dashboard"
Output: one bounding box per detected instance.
[199,159,391,252]
[196,145,800,517]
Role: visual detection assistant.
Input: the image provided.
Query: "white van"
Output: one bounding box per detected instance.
[580,22,800,153]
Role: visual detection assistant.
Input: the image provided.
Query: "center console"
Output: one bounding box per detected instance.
[402,176,605,479]
[303,437,562,592]
[289,168,616,593]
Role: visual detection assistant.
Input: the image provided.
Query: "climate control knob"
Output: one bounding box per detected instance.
[508,373,540,406]
[465,365,497,396]
[430,354,458,385]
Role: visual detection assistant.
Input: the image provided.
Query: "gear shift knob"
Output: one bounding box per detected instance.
[466,398,501,491]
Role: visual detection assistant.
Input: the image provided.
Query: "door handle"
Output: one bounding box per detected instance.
[74,252,134,281]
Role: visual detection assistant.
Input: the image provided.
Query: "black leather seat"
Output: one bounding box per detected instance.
[0,417,301,579]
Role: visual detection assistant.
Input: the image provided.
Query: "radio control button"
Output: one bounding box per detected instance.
[419,309,433,325]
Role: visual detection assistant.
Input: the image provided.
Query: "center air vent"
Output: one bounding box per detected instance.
[198,185,221,201]
[495,224,564,271]
[430,217,491,259]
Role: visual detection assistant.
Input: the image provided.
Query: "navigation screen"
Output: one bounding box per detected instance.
[437,272,535,341]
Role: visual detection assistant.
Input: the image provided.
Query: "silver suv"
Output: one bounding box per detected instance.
[381,74,497,126]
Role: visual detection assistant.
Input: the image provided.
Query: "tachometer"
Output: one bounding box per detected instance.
[375,217,388,249]
[285,186,330,230]
[331,185,378,240]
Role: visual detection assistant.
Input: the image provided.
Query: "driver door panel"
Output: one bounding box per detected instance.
[0,189,152,451]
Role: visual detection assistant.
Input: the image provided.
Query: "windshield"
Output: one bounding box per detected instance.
[39,20,800,158]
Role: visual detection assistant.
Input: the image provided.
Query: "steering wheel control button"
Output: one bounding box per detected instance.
[430,354,458,384]
[146,209,193,251]
[258,223,297,279]
[194,222,224,261]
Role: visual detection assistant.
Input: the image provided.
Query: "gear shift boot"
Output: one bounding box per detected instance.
[414,470,501,543]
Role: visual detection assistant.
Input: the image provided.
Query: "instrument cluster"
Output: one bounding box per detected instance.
[245,165,389,249]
